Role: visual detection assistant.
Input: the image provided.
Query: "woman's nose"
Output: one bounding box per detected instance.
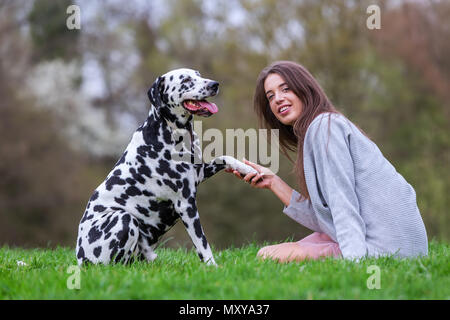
[274,91,285,104]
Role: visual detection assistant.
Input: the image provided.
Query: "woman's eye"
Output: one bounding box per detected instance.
[282,87,289,92]
[267,94,274,101]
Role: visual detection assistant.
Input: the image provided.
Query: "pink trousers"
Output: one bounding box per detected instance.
[257,232,342,263]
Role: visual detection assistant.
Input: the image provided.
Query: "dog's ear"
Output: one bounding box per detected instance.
[147,76,165,108]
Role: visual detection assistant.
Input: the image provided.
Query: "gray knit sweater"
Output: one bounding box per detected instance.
[283,112,428,260]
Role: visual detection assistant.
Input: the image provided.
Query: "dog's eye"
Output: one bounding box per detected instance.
[181,77,192,84]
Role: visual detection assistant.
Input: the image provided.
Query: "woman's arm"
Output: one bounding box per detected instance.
[226,158,293,206]
[226,159,322,233]
[266,175,293,207]
[305,115,368,260]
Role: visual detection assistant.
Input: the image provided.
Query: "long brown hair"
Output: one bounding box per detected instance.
[254,61,339,201]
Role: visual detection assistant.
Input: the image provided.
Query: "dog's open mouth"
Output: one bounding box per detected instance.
[183,99,218,117]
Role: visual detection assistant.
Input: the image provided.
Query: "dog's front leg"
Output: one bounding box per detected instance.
[175,199,217,266]
[197,155,258,184]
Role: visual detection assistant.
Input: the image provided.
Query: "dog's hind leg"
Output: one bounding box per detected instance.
[76,211,140,265]
[134,235,158,262]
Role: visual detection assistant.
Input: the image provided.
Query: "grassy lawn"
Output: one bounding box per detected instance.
[0,240,448,300]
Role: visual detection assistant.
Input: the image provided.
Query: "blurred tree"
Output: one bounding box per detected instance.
[369,0,450,240]
[28,0,80,62]
[0,1,94,247]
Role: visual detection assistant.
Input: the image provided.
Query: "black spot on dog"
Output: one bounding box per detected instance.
[162,179,179,192]
[160,108,177,123]
[77,246,85,260]
[114,197,126,206]
[156,159,181,179]
[93,205,106,213]
[136,204,149,216]
[114,249,125,263]
[142,190,153,197]
[193,218,202,238]
[182,178,190,199]
[137,145,158,160]
[103,216,118,234]
[136,156,146,165]
[90,191,99,202]
[93,246,102,258]
[117,214,131,248]
[176,164,186,173]
[142,120,161,145]
[182,162,191,170]
[88,226,102,244]
[164,150,171,160]
[149,200,159,212]
[126,186,142,197]
[158,201,178,226]
[109,239,119,261]
[113,169,121,176]
[187,204,197,218]
[202,235,208,249]
[161,93,169,104]
[126,178,136,185]
[105,176,126,191]
[137,165,152,178]
[129,168,146,184]
[80,212,94,224]
[114,151,128,167]
[163,129,172,144]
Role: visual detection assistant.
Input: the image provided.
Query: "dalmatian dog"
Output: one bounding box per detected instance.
[76,68,258,266]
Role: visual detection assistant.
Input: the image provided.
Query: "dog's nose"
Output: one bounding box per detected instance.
[207,81,219,93]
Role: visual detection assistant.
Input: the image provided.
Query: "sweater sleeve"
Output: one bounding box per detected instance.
[307,116,368,260]
[283,189,322,233]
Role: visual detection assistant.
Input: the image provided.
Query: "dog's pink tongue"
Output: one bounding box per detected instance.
[198,101,218,114]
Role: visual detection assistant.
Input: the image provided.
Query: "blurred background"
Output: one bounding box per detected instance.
[0,0,448,250]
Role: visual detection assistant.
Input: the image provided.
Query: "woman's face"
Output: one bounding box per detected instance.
[264,73,303,126]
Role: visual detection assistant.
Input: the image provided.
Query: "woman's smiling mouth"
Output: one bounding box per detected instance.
[278,105,291,114]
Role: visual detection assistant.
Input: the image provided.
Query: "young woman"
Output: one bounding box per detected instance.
[226,61,428,262]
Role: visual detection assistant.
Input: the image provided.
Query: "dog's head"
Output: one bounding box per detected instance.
[148,68,219,123]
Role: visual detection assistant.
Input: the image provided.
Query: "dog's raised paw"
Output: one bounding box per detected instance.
[233,162,258,176]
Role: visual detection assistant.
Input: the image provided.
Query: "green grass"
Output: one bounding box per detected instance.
[0,240,448,299]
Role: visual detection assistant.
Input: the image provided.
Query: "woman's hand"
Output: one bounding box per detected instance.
[225,158,276,190]
[225,158,294,206]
